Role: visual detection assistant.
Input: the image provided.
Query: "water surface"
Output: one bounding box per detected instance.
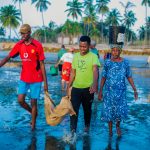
[0,52,150,150]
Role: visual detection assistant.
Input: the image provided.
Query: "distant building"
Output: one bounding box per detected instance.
[57,36,79,45]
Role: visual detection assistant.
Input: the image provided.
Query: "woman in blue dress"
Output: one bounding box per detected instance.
[98,47,138,136]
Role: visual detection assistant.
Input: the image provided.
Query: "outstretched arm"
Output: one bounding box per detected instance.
[127,77,138,100]
[55,59,63,68]
[0,55,11,67]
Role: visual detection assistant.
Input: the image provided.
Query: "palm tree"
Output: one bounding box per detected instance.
[65,0,83,20]
[83,0,93,12]
[120,1,136,43]
[0,27,5,38]
[123,11,137,43]
[12,0,26,24]
[0,5,21,40]
[105,9,122,26]
[83,6,98,36]
[31,0,51,43]
[138,26,145,40]
[62,19,82,44]
[120,1,135,15]
[96,0,110,42]
[141,0,150,43]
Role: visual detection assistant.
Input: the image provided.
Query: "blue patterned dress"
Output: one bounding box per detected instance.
[101,59,132,122]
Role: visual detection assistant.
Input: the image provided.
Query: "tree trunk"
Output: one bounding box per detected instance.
[9,26,11,40]
[145,4,148,46]
[19,2,23,24]
[41,11,47,43]
[101,15,104,43]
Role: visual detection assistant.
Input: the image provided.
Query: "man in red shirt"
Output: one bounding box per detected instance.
[0,24,48,130]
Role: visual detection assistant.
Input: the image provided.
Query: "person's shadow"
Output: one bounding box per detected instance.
[45,135,65,150]
[26,136,37,150]
[83,134,91,150]
[68,134,91,150]
[105,137,121,150]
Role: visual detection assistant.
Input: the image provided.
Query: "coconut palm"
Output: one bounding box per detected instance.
[120,1,135,14]
[62,19,81,44]
[48,21,57,31]
[96,0,110,42]
[0,27,5,37]
[123,11,137,43]
[83,6,98,36]
[138,26,145,40]
[105,9,122,26]
[0,5,21,39]
[83,0,93,12]
[65,0,83,20]
[141,0,150,43]
[119,1,136,43]
[31,0,51,43]
[12,0,26,24]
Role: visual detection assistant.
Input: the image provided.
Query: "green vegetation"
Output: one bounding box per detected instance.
[0,0,149,46]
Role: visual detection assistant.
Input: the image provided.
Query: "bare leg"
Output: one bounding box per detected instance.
[108,121,113,136]
[116,121,121,136]
[31,99,37,131]
[18,94,31,113]
[61,80,65,91]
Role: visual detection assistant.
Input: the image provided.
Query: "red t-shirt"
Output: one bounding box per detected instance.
[9,39,45,83]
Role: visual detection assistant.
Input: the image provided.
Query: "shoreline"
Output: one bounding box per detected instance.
[0,42,150,55]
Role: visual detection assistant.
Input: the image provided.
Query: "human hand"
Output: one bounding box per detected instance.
[66,87,72,97]
[54,63,57,68]
[44,84,48,92]
[98,90,103,101]
[89,84,98,94]
[134,90,138,100]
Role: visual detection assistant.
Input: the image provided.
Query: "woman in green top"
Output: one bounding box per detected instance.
[57,45,67,75]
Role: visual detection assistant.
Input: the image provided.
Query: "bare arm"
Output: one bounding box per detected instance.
[127,77,138,100]
[0,55,11,67]
[98,77,106,101]
[66,68,76,96]
[55,59,63,68]
[89,65,99,94]
[40,61,48,92]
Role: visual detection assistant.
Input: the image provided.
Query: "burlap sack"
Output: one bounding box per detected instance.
[44,92,76,126]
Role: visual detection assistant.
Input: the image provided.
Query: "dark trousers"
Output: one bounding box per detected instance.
[70,87,94,132]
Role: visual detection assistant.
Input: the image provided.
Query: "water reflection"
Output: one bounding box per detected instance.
[45,135,65,150]
[83,135,91,150]
[0,54,150,150]
[105,137,121,150]
[27,136,37,150]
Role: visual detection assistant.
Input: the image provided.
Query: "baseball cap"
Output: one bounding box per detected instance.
[19,24,31,33]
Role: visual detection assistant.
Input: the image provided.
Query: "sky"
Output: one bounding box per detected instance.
[0,0,149,37]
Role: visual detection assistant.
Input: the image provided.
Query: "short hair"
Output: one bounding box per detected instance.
[79,35,91,45]
[19,24,31,33]
[61,44,65,48]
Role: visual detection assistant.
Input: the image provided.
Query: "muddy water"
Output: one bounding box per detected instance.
[0,52,150,150]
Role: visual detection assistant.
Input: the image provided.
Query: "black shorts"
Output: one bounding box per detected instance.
[58,64,62,72]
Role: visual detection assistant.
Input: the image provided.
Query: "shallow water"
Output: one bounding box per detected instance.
[0,52,150,150]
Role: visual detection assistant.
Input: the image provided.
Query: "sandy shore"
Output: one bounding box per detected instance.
[0,42,150,54]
